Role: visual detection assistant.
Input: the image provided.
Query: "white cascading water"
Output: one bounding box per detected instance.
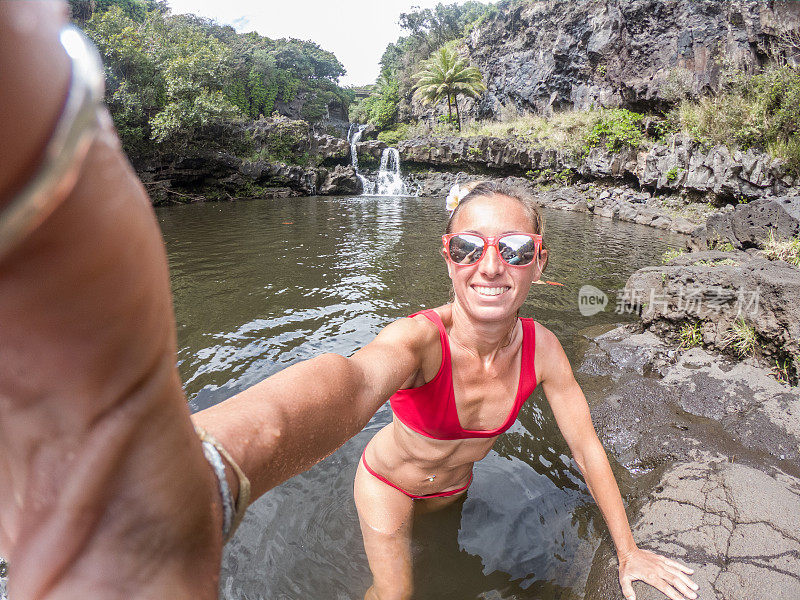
[374,148,408,196]
[347,123,410,196]
[347,123,372,193]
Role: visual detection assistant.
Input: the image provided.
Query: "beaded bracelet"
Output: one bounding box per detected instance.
[195,426,252,543]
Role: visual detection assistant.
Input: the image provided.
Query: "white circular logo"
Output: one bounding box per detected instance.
[578,285,608,316]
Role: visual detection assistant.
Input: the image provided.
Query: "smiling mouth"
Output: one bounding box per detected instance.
[473,285,510,297]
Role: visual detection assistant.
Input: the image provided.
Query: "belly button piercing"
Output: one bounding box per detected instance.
[427,475,436,482]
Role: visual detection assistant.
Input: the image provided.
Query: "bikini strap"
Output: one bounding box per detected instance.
[406,309,450,378]
[519,317,538,391]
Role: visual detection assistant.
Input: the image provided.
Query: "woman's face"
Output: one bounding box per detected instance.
[445,194,547,323]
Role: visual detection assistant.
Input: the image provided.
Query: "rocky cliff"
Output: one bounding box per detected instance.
[454,0,800,119]
[135,116,358,203]
[389,133,798,200]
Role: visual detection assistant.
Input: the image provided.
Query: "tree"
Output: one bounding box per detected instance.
[412,45,485,131]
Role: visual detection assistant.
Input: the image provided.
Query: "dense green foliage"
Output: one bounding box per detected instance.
[396,2,492,53]
[351,2,491,130]
[69,0,349,158]
[377,123,413,146]
[349,76,400,130]
[412,45,486,131]
[583,109,644,153]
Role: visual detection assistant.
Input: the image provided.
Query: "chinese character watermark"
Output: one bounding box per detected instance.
[583,284,762,319]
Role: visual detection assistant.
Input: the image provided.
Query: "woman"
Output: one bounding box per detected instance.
[0,5,693,598]
[352,181,698,600]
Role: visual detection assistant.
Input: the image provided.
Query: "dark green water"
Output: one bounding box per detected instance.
[156,195,685,600]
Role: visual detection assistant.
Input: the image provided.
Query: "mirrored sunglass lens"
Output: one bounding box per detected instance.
[498,235,537,265]
[449,235,485,264]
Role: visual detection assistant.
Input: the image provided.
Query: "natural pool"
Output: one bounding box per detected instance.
[155,194,686,600]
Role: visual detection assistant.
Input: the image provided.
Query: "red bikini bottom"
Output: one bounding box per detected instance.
[360,449,472,500]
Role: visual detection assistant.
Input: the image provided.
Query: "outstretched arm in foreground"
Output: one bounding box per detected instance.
[536,326,699,600]
[191,314,431,499]
[0,3,421,598]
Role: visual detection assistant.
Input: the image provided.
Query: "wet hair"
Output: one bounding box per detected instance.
[445,180,549,274]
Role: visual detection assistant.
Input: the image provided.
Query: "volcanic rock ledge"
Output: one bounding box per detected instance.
[397,134,798,202]
[578,324,800,600]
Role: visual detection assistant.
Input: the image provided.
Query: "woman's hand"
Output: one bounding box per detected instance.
[618,547,699,600]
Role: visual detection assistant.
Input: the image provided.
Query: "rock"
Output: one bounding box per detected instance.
[585,460,800,600]
[359,123,379,141]
[578,320,800,600]
[405,171,461,197]
[689,196,800,250]
[461,0,800,117]
[670,217,696,235]
[318,165,362,196]
[354,140,388,163]
[394,133,794,201]
[650,215,672,229]
[312,134,349,164]
[730,196,800,248]
[594,205,619,219]
[249,115,310,158]
[623,250,800,378]
[580,324,800,469]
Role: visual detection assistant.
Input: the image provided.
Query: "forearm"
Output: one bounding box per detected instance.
[574,438,637,558]
[192,352,379,500]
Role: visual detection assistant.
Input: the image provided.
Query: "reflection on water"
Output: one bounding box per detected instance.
[156,195,686,600]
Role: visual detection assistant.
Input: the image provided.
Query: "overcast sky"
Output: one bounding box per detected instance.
[166,0,498,86]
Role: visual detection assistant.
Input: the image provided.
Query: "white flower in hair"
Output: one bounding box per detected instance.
[445,183,466,213]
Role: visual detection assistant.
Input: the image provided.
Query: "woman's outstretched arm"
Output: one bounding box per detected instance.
[191,315,434,499]
[536,325,699,600]
[0,2,424,597]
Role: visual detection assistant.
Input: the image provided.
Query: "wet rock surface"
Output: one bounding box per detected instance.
[585,460,800,600]
[580,324,800,470]
[578,322,800,600]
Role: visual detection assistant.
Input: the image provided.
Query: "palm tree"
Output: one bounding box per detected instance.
[413,45,486,132]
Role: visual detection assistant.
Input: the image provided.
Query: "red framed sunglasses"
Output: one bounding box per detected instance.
[442,232,542,267]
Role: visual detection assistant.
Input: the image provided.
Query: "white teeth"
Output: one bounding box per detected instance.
[474,286,509,296]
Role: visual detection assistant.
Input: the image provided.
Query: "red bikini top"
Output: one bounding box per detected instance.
[389,309,538,440]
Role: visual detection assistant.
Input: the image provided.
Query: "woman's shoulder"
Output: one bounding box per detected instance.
[378,306,447,350]
[527,320,558,349]
[527,321,569,382]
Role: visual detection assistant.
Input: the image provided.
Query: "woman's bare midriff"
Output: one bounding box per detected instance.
[363,419,497,496]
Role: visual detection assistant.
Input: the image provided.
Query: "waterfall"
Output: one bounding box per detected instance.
[347,124,410,196]
[348,123,372,193]
[374,148,408,196]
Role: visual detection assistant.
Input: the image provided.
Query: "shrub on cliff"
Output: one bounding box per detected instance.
[675,63,800,173]
[583,109,644,153]
[377,124,412,146]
